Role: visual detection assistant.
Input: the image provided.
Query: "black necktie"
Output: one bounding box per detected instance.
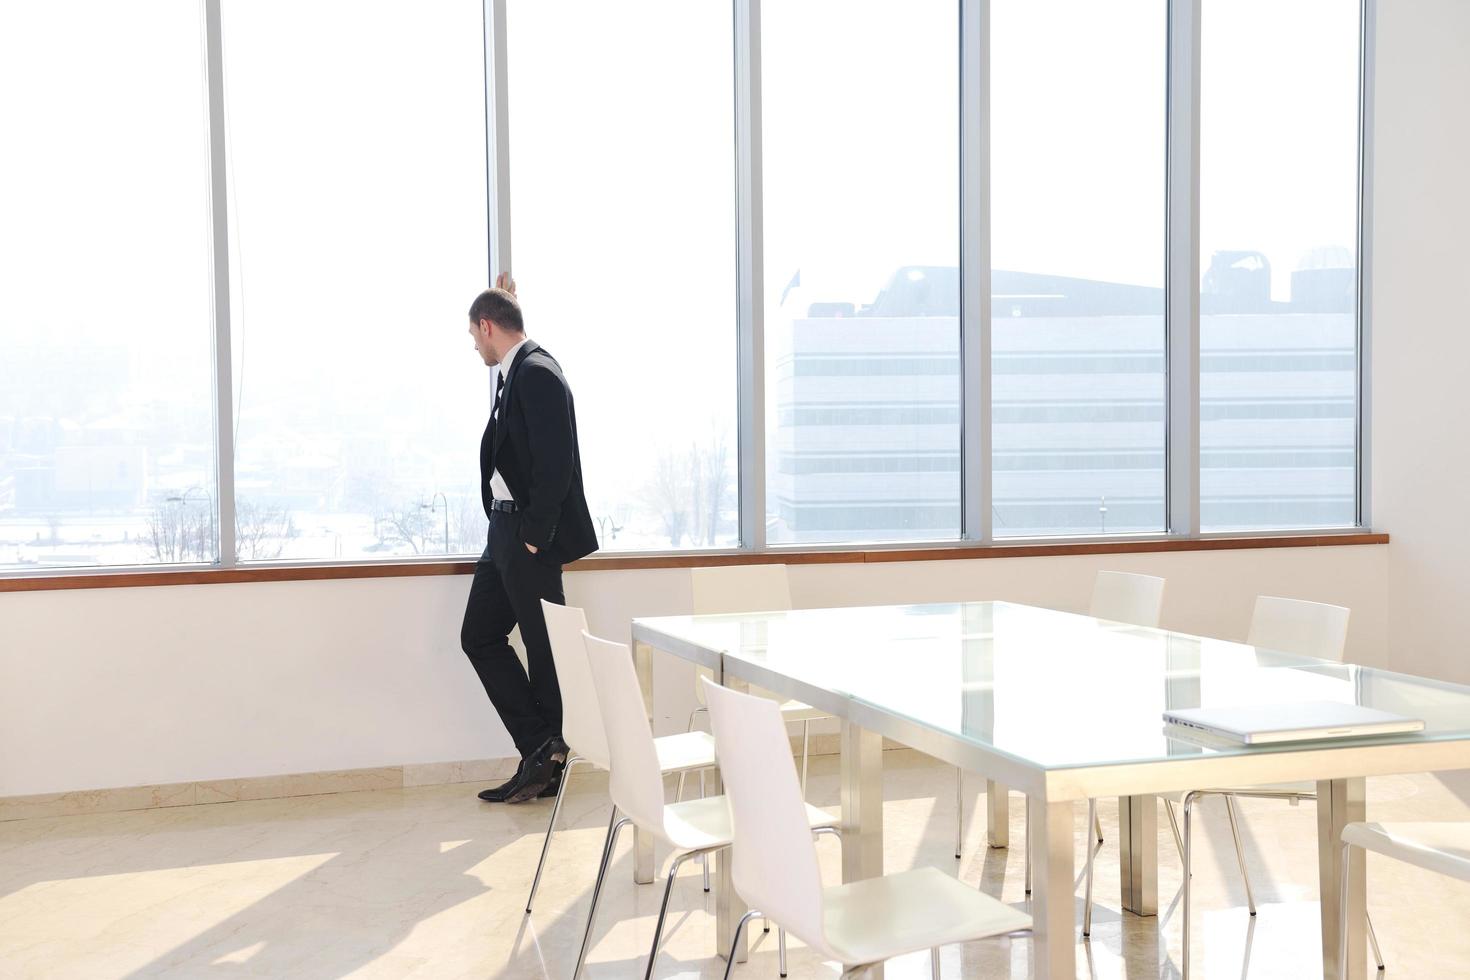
[488,372,506,474]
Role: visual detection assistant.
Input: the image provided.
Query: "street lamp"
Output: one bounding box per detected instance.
[595,514,623,542]
[421,492,450,554]
[167,486,215,562]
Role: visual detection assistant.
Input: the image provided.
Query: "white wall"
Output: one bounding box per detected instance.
[1370,0,1470,684]
[0,545,1386,797]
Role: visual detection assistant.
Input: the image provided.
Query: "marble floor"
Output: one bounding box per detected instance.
[4,750,1470,979]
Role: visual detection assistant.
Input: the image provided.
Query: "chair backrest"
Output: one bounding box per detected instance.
[539,600,608,770]
[690,564,793,705]
[690,564,793,615]
[581,631,669,832]
[701,676,832,957]
[1248,595,1351,662]
[1090,571,1167,628]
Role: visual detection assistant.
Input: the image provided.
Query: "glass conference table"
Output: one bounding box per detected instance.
[630,601,1470,980]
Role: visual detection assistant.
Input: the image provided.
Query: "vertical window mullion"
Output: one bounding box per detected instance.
[1355,0,1375,529]
[960,0,990,542]
[484,0,512,383]
[1166,0,1201,537]
[204,0,237,567]
[735,0,766,551]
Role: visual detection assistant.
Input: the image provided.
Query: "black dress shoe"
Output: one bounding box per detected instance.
[506,737,567,804]
[477,758,526,803]
[536,765,563,799]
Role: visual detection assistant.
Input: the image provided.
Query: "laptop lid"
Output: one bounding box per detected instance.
[1163,701,1424,745]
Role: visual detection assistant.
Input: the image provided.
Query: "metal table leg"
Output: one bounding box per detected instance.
[987,780,1010,848]
[1119,794,1158,916]
[1318,778,1366,980]
[1030,796,1077,980]
[841,719,885,978]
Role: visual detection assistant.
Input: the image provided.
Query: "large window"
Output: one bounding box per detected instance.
[222,0,490,560]
[506,1,738,552]
[0,1,1370,576]
[0,1,216,571]
[990,0,1167,537]
[1199,0,1361,530]
[762,0,960,545]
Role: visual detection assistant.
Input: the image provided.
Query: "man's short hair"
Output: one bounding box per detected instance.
[468,287,524,334]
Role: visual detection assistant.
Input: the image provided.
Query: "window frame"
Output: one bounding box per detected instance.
[0,0,1375,583]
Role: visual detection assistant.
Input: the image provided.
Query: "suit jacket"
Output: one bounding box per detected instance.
[479,341,599,564]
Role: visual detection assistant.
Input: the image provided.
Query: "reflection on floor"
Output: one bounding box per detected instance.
[4,750,1470,978]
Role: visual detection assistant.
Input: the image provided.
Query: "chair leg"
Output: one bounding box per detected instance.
[1083,799,1098,937]
[675,770,687,802]
[722,909,761,980]
[1024,809,1032,895]
[1164,799,1185,859]
[525,755,580,914]
[1182,792,1198,980]
[687,705,708,732]
[1335,843,1388,976]
[779,926,788,977]
[930,945,941,979]
[954,767,964,859]
[1094,805,1104,845]
[1223,794,1257,915]
[1023,834,1034,899]
[574,809,630,980]
[644,851,694,980]
[800,720,811,799]
[1368,910,1385,971]
[1338,841,1352,980]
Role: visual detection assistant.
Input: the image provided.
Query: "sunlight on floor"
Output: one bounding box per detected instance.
[3,753,1470,978]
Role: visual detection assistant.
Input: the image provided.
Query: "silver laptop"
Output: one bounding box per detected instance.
[1163,701,1424,745]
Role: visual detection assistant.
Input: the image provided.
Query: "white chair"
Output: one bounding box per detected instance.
[688,564,829,798]
[1249,594,1351,660]
[1338,822,1470,978]
[702,675,1032,979]
[1154,596,1383,977]
[1090,570,1167,628]
[576,631,839,980]
[523,601,719,916]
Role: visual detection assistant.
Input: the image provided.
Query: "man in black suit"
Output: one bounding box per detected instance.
[461,274,598,804]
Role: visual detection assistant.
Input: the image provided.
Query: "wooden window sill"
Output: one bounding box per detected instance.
[0,532,1389,593]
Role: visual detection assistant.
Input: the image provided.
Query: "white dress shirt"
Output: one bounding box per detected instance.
[489,337,532,503]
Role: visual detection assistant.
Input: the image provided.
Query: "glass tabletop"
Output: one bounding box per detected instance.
[635,601,1470,770]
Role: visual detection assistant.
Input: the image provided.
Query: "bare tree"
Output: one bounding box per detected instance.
[235,501,293,561]
[700,426,731,546]
[147,501,209,563]
[647,424,735,549]
[377,501,432,555]
[649,449,691,547]
[149,499,292,562]
[449,493,488,554]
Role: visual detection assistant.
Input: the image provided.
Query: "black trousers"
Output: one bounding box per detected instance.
[460,511,565,758]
